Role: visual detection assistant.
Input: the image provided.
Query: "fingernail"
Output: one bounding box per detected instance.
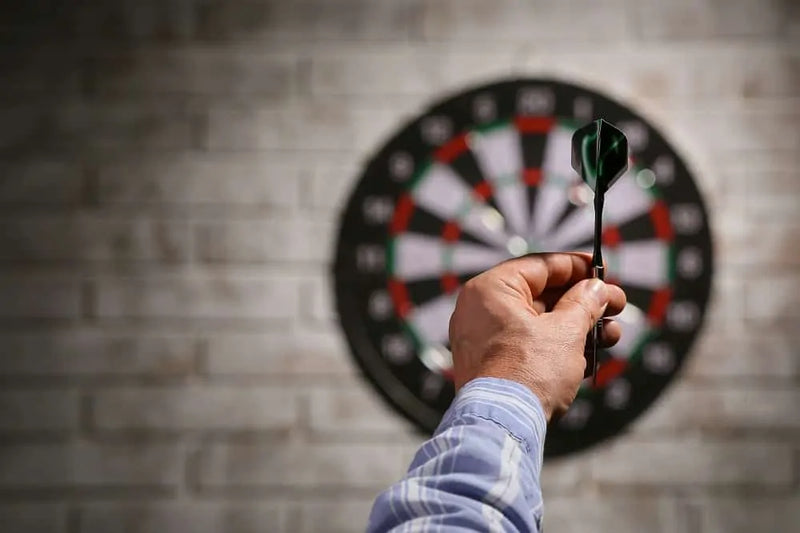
[587,279,608,307]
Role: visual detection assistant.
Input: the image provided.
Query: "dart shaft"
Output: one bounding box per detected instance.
[592,192,604,269]
[592,264,605,281]
[590,193,605,385]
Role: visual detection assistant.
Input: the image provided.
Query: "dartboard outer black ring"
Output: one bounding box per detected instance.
[333,78,714,458]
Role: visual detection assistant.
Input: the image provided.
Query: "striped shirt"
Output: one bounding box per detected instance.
[367,378,547,532]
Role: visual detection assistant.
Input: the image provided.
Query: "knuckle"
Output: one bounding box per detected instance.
[461,277,481,294]
[565,295,596,326]
[576,299,597,323]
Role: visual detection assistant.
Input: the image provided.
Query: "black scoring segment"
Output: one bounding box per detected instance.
[519,128,549,235]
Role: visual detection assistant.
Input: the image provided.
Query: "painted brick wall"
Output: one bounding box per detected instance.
[0,1,798,532]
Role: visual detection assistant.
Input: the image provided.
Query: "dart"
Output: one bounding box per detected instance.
[571,119,628,384]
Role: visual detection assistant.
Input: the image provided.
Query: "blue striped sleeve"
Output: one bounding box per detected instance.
[367,377,548,533]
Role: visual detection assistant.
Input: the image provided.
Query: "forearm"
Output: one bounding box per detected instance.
[367,378,547,532]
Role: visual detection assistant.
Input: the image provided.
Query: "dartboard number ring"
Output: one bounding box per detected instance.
[333,79,713,458]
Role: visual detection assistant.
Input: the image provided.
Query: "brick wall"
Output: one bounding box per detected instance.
[0,1,797,532]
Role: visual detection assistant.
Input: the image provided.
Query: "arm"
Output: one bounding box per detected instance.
[367,253,626,533]
[367,378,547,533]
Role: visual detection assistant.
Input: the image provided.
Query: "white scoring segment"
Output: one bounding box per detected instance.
[607,304,652,360]
[392,235,511,282]
[392,233,444,281]
[469,126,528,236]
[459,206,510,248]
[449,241,511,275]
[608,241,671,289]
[541,207,593,250]
[543,168,657,250]
[530,125,578,239]
[411,163,471,220]
[412,163,508,247]
[406,293,458,346]
[605,169,654,227]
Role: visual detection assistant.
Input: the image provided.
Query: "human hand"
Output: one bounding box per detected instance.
[448,253,627,421]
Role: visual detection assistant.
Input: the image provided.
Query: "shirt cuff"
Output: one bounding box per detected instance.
[437,377,548,464]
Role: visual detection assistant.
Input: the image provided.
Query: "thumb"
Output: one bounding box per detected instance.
[550,278,609,334]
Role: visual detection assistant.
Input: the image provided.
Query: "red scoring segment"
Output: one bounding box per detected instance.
[523,168,542,186]
[647,288,672,325]
[650,201,673,241]
[434,133,469,163]
[390,194,414,235]
[602,226,622,248]
[472,180,493,200]
[595,358,627,387]
[441,274,460,294]
[441,220,462,294]
[388,278,412,319]
[514,116,555,133]
[441,221,461,242]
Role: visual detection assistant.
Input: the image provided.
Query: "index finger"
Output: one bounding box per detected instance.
[485,252,594,301]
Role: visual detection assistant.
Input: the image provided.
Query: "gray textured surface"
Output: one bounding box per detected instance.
[0,0,798,531]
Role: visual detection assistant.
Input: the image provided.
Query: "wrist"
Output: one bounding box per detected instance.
[473,359,555,422]
[444,377,549,457]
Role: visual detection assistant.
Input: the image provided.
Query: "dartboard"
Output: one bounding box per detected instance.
[333,78,713,457]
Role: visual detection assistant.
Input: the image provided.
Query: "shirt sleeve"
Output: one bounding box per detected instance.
[366,377,548,533]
